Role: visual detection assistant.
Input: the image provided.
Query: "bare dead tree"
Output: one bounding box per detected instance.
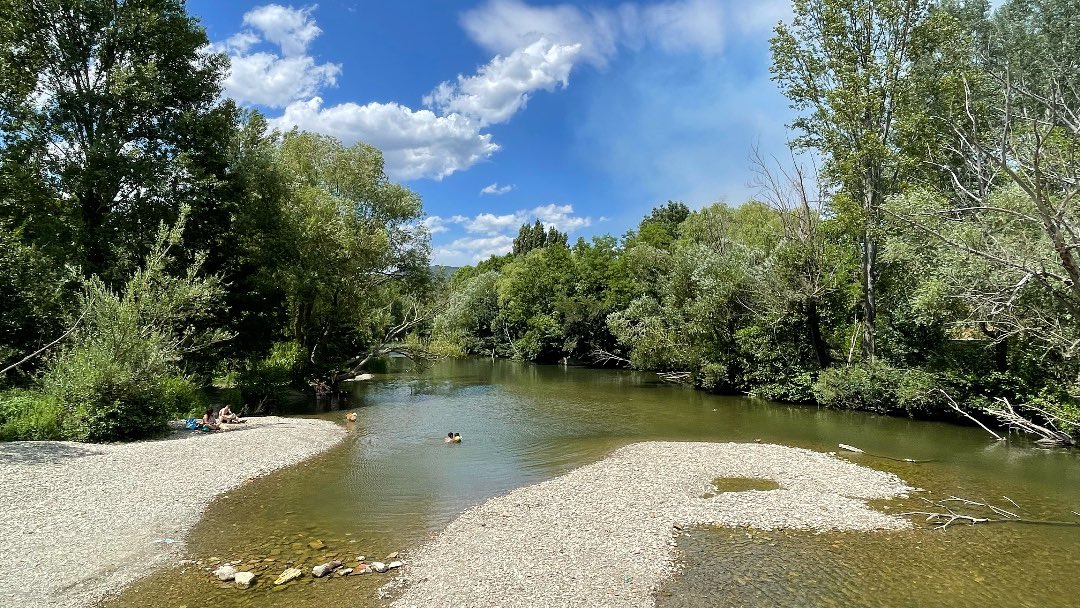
[984,397,1076,446]
[750,145,834,368]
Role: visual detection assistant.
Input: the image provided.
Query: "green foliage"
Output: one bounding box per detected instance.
[236,341,304,412]
[0,390,64,441]
[9,210,228,441]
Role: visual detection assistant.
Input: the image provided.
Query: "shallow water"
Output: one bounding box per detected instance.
[106,358,1080,607]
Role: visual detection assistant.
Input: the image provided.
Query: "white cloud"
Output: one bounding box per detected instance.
[242,4,322,56]
[436,204,592,235]
[480,182,514,196]
[460,0,786,64]
[209,5,340,108]
[425,38,581,125]
[435,235,516,264]
[270,97,499,180]
[225,53,340,108]
[429,204,593,264]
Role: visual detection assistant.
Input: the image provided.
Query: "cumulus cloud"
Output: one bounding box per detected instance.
[269,98,499,180]
[425,38,581,126]
[242,4,322,56]
[429,204,593,264]
[434,235,516,264]
[210,4,340,108]
[480,182,515,196]
[432,204,593,235]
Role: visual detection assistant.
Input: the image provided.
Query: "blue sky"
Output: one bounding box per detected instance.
[189,0,797,266]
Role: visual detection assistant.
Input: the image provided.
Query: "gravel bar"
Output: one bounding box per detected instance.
[390,441,913,608]
[0,416,346,608]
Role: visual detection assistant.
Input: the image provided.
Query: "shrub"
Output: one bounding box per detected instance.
[813,364,903,413]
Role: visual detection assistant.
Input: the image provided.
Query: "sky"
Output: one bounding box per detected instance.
[189,0,798,266]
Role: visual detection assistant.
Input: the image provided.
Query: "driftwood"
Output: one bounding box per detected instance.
[900,496,1080,530]
[657,371,692,383]
[837,443,934,463]
[985,397,1075,446]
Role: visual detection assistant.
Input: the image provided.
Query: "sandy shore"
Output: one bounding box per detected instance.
[390,441,913,608]
[0,416,346,608]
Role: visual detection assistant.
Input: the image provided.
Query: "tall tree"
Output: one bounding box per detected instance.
[771,0,931,361]
[0,0,229,281]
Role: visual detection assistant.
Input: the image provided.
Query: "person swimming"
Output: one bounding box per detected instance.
[452,432,461,443]
[444,432,455,443]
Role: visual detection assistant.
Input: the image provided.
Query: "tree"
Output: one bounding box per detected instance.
[771,0,932,361]
[0,0,229,281]
[274,131,429,377]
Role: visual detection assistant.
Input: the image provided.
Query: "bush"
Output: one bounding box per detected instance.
[0,209,228,443]
[813,364,901,413]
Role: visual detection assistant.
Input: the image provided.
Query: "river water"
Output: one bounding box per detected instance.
[108,358,1080,608]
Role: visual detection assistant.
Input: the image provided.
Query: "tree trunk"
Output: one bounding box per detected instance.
[861,224,878,362]
[806,299,831,368]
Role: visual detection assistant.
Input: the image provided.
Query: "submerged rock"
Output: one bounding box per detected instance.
[308,540,326,550]
[213,565,237,581]
[386,552,399,559]
[274,567,303,585]
[312,560,342,577]
[234,572,256,589]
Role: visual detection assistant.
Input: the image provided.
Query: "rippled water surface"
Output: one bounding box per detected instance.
[107,359,1080,608]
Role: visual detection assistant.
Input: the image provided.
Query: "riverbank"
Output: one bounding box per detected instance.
[389,441,913,608]
[0,416,346,608]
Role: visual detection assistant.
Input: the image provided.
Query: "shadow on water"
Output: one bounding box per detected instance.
[106,358,1080,608]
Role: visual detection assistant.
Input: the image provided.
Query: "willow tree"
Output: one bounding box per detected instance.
[771,0,931,361]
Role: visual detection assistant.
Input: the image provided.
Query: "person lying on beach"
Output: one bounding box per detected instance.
[217,404,243,424]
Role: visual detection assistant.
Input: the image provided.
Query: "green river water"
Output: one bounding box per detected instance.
[107,358,1080,608]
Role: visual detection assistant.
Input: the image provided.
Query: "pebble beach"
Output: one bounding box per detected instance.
[0,416,346,608]
[390,441,913,608]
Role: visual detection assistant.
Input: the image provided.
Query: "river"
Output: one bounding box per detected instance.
[107,358,1080,607]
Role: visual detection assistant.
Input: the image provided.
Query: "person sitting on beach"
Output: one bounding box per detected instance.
[200,408,220,431]
[444,432,455,443]
[217,404,243,424]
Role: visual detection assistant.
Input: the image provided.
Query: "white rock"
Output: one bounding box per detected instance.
[312,560,342,577]
[213,564,237,581]
[388,561,403,569]
[337,568,354,576]
[233,572,255,588]
[371,561,388,573]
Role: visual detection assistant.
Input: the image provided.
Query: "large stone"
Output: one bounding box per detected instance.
[370,562,388,573]
[312,560,342,578]
[386,552,399,559]
[337,568,354,577]
[273,567,303,585]
[308,540,326,550]
[214,565,237,581]
[387,561,403,570]
[234,572,256,589]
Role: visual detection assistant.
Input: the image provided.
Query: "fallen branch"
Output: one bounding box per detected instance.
[900,496,1080,530]
[933,389,1005,441]
[590,348,631,367]
[984,397,1075,446]
[837,443,935,463]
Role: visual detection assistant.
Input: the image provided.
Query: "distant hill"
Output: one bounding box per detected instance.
[430,265,460,280]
